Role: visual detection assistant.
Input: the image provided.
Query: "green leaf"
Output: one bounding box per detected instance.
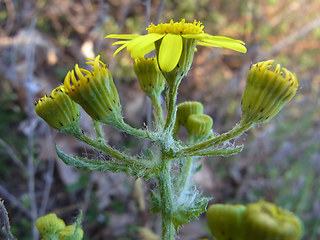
[150,190,161,213]
[55,145,148,178]
[172,193,211,230]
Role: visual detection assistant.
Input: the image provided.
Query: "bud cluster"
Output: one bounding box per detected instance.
[36,213,83,240]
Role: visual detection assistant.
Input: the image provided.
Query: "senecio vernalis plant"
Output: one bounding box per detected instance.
[35,19,303,239]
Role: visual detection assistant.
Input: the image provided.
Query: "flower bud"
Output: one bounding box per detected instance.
[36,213,66,237]
[243,201,303,240]
[58,225,84,240]
[133,58,165,98]
[241,60,298,125]
[176,101,204,126]
[64,55,122,124]
[207,204,246,240]
[35,86,80,131]
[186,114,213,135]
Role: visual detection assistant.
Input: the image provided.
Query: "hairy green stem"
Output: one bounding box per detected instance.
[67,126,147,168]
[163,76,182,134]
[150,95,164,130]
[111,118,157,140]
[92,120,104,140]
[181,122,253,154]
[175,157,193,197]
[158,158,175,240]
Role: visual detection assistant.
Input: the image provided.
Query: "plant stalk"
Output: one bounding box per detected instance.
[158,158,175,240]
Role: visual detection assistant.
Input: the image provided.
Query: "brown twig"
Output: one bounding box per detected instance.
[39,132,55,216]
[21,18,39,240]
[0,199,16,240]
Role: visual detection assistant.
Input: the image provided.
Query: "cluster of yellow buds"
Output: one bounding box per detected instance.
[207,201,303,240]
[36,213,83,240]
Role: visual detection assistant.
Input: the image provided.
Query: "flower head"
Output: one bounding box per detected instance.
[207,204,246,240]
[186,114,213,135]
[36,213,66,237]
[133,57,165,98]
[35,86,80,131]
[106,19,246,72]
[64,56,122,124]
[243,201,303,240]
[241,60,298,125]
[59,225,84,240]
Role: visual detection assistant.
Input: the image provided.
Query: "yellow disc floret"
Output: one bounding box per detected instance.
[147,19,204,35]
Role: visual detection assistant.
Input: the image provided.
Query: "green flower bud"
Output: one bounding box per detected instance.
[133,57,165,98]
[36,213,66,237]
[64,55,122,125]
[241,60,298,125]
[186,114,213,135]
[243,201,303,240]
[177,101,204,126]
[35,86,80,131]
[207,204,246,240]
[58,225,84,240]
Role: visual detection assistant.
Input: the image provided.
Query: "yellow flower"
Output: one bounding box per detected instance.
[35,86,80,131]
[241,60,298,125]
[106,19,246,72]
[64,55,122,124]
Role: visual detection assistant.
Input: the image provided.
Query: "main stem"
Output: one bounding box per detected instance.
[158,158,175,240]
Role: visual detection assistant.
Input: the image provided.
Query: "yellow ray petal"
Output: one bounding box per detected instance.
[112,41,129,46]
[200,39,247,53]
[158,34,183,72]
[105,34,140,39]
[197,41,220,47]
[127,33,163,52]
[113,43,128,56]
[131,43,156,58]
[183,33,245,44]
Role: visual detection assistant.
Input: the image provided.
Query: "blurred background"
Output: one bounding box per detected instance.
[0,0,319,239]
